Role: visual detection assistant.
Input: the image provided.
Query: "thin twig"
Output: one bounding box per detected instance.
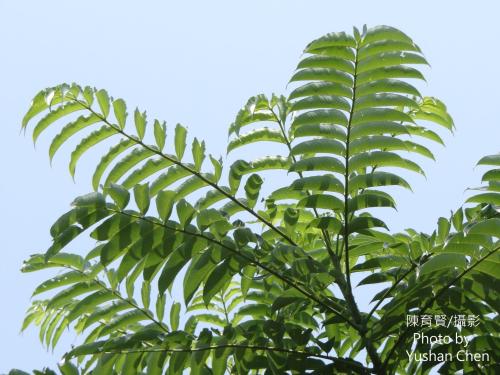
[74,96,297,247]
[382,246,499,371]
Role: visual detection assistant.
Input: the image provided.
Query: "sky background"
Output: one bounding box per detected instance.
[1,0,499,372]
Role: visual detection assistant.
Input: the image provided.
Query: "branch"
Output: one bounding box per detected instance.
[366,263,417,320]
[270,108,338,266]
[86,343,373,373]
[93,276,168,334]
[343,42,358,298]
[73,96,297,247]
[333,41,384,375]
[34,259,168,338]
[381,246,500,371]
[113,208,358,329]
[64,264,167,334]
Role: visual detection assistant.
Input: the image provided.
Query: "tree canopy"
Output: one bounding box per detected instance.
[12,25,499,375]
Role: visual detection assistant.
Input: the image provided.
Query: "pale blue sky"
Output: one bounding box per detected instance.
[1,0,499,371]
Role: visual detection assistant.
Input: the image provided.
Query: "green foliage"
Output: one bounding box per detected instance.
[15,25,498,374]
